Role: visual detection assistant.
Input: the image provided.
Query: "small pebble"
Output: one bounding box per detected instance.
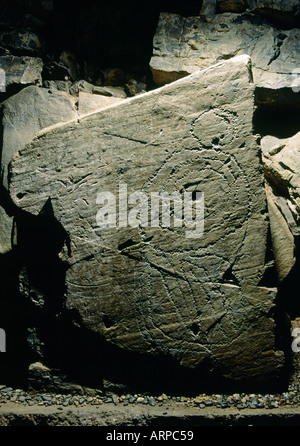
[148,397,156,407]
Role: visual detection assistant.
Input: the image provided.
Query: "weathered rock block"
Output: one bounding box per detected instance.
[150,12,300,94]
[9,56,285,382]
[264,182,296,283]
[218,0,300,14]
[0,55,43,88]
[262,132,300,226]
[0,85,78,253]
[77,91,122,115]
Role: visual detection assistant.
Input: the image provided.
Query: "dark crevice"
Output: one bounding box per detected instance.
[221,264,239,286]
[253,102,300,139]
[258,223,278,288]
[118,238,138,251]
[190,322,200,335]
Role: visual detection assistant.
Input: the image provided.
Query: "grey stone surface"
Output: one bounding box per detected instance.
[264,182,296,283]
[150,12,300,91]
[8,56,284,382]
[78,91,123,115]
[0,85,78,253]
[246,0,300,13]
[0,55,43,87]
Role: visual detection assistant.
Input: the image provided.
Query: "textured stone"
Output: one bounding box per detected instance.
[43,51,80,83]
[150,12,300,92]
[78,91,122,115]
[0,55,43,87]
[1,85,78,187]
[125,79,146,97]
[69,80,94,96]
[200,0,217,20]
[261,132,300,283]
[0,30,45,56]
[9,56,285,382]
[217,0,247,13]
[92,86,127,98]
[0,208,14,254]
[264,182,295,283]
[246,0,300,13]
[218,0,300,14]
[69,81,127,99]
[96,68,126,86]
[0,85,78,253]
[261,132,300,230]
[43,80,72,94]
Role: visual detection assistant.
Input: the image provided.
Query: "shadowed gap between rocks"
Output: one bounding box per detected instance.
[253,100,300,139]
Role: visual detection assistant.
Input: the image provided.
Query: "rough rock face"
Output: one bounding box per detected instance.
[262,133,300,231]
[261,133,300,283]
[8,56,285,382]
[77,92,122,115]
[1,86,78,186]
[0,56,43,88]
[264,181,296,283]
[150,12,300,91]
[0,85,78,253]
[218,0,300,14]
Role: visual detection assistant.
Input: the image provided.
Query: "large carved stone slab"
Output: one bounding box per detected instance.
[9,56,284,382]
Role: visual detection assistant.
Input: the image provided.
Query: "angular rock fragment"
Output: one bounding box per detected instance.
[261,132,300,227]
[43,51,80,83]
[264,182,296,283]
[261,133,300,282]
[0,55,43,87]
[0,30,45,56]
[77,91,123,115]
[200,0,217,20]
[218,0,300,27]
[150,12,300,96]
[69,81,127,99]
[217,0,247,13]
[9,56,285,382]
[92,86,127,99]
[43,80,72,93]
[0,85,78,253]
